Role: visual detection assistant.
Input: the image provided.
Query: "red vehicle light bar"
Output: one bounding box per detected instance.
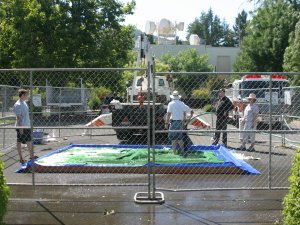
[243,74,287,80]
[243,74,262,79]
[271,74,287,79]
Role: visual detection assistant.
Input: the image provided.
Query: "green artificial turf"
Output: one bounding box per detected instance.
[37,147,224,166]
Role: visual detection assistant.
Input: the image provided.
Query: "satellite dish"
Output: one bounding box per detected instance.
[189,34,200,45]
[157,18,175,36]
[175,22,184,31]
[145,21,156,35]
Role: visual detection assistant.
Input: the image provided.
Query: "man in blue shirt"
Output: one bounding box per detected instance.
[14,89,34,164]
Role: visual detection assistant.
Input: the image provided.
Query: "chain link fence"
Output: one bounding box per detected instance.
[1,69,299,194]
[153,72,300,191]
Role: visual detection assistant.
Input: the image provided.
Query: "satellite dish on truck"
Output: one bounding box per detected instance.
[157,18,176,36]
[145,21,156,35]
[189,34,200,45]
[144,19,184,45]
[175,22,184,31]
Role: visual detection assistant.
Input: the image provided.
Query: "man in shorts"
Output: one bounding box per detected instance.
[14,89,35,163]
[165,91,193,155]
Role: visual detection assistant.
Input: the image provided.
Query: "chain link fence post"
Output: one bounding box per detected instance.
[30,71,35,185]
[268,74,273,189]
[2,86,7,149]
[151,60,157,200]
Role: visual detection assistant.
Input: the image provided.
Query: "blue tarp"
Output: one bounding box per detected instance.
[16,144,260,175]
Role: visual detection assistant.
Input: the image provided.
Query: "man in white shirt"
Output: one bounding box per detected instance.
[239,93,259,152]
[165,91,193,155]
[14,89,35,163]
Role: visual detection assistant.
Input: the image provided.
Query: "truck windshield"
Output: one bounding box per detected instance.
[241,80,289,98]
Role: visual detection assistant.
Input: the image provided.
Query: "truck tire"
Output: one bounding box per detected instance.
[116,130,133,141]
[273,122,283,130]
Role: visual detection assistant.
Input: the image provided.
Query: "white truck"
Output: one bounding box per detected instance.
[228,74,290,129]
[112,33,171,141]
[127,74,172,104]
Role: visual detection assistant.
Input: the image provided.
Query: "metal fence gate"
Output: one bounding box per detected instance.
[1,68,299,202]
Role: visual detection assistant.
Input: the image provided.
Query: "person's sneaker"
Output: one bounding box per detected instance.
[29,156,39,161]
[247,146,255,152]
[238,145,246,151]
[19,159,26,164]
[212,141,218,145]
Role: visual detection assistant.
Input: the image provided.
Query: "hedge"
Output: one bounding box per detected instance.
[0,159,10,224]
[283,148,300,225]
[203,104,213,112]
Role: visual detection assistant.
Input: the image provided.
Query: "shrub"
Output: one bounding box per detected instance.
[0,160,10,224]
[88,87,111,110]
[203,104,213,112]
[88,96,101,110]
[192,88,210,99]
[283,148,300,225]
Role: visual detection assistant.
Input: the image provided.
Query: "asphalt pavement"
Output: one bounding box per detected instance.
[5,185,287,225]
[1,112,298,225]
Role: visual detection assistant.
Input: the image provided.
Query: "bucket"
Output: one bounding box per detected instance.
[33,129,44,144]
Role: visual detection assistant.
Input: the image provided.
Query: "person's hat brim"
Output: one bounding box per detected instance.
[170,95,181,99]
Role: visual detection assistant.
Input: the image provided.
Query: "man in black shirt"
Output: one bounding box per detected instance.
[212,88,233,146]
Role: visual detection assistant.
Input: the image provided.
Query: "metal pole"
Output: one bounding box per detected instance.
[59,88,61,137]
[268,74,272,189]
[282,115,286,147]
[151,59,156,199]
[3,119,6,149]
[146,62,151,199]
[281,115,285,147]
[2,86,6,149]
[30,71,35,185]
[3,85,7,117]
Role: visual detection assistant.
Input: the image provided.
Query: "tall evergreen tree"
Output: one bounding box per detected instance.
[187,8,233,46]
[233,10,248,46]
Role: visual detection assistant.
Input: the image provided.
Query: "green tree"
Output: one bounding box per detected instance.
[283,148,300,225]
[283,20,300,85]
[248,0,300,9]
[233,10,248,46]
[187,8,235,47]
[160,49,213,96]
[222,20,237,47]
[234,0,300,72]
[0,0,135,69]
[0,160,10,224]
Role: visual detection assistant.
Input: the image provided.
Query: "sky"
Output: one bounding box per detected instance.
[120,0,255,40]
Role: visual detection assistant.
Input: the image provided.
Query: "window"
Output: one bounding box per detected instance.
[137,77,144,86]
[158,79,165,86]
[241,80,289,98]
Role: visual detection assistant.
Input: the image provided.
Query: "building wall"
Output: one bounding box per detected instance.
[150,45,240,72]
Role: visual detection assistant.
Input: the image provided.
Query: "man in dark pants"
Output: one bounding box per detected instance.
[212,88,233,146]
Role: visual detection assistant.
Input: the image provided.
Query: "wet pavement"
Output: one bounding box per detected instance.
[5,185,286,225]
[2,112,296,224]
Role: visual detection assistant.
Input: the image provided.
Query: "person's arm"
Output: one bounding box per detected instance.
[252,107,259,128]
[189,110,194,120]
[15,105,23,134]
[165,112,171,129]
[224,98,232,117]
[182,111,187,126]
[182,103,193,126]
